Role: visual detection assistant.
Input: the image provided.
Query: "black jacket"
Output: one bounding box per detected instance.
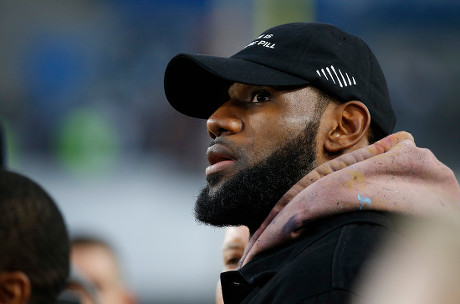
[221,211,397,304]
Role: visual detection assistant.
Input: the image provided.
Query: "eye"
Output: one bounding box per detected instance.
[226,257,240,266]
[250,90,271,103]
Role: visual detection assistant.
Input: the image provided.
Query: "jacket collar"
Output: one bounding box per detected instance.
[240,132,460,267]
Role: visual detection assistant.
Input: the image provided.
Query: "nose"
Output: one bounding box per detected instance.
[206,100,243,139]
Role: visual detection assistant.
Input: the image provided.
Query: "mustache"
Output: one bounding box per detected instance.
[208,137,227,148]
[208,137,238,150]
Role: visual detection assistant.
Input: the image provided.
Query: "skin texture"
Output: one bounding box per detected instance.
[0,272,30,304]
[71,244,136,304]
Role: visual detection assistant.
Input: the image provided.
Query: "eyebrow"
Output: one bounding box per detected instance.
[272,84,306,91]
[228,84,278,101]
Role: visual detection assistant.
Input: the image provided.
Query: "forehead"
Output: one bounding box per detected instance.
[228,82,305,94]
[72,244,117,269]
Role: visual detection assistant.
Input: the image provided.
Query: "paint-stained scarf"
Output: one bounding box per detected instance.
[240,131,460,267]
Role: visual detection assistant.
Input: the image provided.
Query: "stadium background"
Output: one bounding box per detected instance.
[0,1,459,303]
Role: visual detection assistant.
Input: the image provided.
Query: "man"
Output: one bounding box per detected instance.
[163,22,460,303]
[0,170,69,304]
[70,236,136,304]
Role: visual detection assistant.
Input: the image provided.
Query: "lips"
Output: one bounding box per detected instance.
[206,144,237,176]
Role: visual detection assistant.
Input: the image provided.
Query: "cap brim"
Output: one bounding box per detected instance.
[164,53,308,119]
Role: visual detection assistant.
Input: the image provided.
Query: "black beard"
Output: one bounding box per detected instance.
[194,121,319,234]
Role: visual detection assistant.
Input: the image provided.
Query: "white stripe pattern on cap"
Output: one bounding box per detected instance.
[326,67,335,84]
[330,65,342,87]
[345,72,352,86]
[338,69,347,87]
[316,65,357,87]
[321,68,328,80]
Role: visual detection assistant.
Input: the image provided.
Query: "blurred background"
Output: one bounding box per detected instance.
[0,0,459,303]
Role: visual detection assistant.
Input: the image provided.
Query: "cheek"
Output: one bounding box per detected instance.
[244,114,304,161]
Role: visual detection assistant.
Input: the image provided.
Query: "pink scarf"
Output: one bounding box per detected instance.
[240,132,460,267]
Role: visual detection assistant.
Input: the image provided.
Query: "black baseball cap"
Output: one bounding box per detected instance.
[164,22,396,135]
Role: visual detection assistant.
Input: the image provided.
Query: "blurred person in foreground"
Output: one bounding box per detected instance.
[164,22,460,303]
[354,211,460,304]
[70,236,136,304]
[0,170,69,304]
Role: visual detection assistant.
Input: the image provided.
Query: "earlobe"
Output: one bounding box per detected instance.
[0,272,31,304]
[324,101,370,153]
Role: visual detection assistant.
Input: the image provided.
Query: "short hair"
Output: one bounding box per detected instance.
[367,122,386,145]
[0,170,70,304]
[71,235,114,250]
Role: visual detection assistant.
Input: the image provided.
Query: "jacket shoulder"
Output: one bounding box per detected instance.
[244,212,396,304]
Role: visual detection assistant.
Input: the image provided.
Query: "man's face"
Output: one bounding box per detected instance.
[196,83,327,232]
[205,83,322,194]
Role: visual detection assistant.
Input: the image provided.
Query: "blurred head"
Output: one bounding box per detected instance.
[70,236,136,304]
[216,226,250,304]
[222,226,250,272]
[0,170,70,304]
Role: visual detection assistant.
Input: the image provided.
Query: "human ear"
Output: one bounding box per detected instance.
[0,272,31,304]
[324,101,370,153]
